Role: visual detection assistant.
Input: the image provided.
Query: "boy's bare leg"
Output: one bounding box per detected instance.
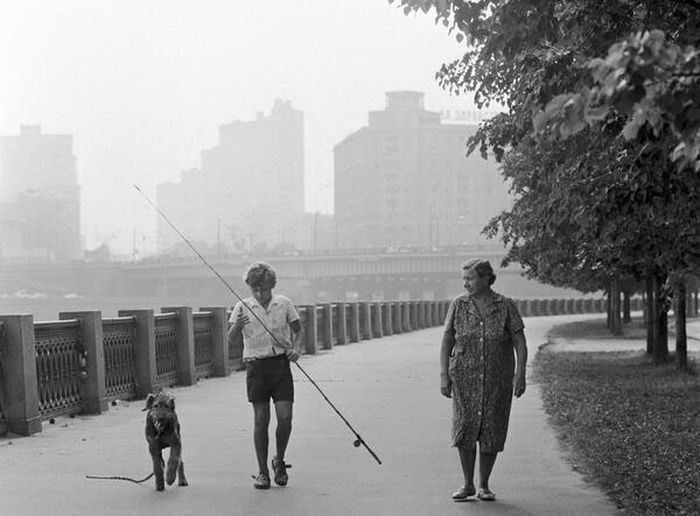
[274,401,293,461]
[252,402,271,474]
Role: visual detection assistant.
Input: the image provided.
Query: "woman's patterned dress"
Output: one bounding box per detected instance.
[444,292,525,452]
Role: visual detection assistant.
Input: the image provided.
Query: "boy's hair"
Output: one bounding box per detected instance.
[244,262,277,289]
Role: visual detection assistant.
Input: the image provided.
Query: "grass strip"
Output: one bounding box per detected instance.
[534,332,700,514]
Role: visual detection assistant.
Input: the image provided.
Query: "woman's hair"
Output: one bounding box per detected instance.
[244,262,277,289]
[462,258,496,286]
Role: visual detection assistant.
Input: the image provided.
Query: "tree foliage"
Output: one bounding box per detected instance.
[390,0,700,362]
[390,0,700,281]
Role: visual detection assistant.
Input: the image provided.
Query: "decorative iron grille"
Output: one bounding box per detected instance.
[34,320,83,418]
[193,312,214,378]
[155,314,178,387]
[103,317,137,400]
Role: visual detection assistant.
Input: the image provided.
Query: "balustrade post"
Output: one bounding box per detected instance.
[336,302,347,345]
[402,302,411,332]
[382,303,393,335]
[565,299,573,314]
[595,299,604,313]
[361,302,372,340]
[424,302,432,327]
[392,302,402,334]
[321,304,333,350]
[59,311,108,415]
[200,306,229,377]
[302,305,318,354]
[118,309,156,397]
[529,299,538,316]
[372,302,383,338]
[348,303,360,343]
[161,307,195,386]
[0,315,41,435]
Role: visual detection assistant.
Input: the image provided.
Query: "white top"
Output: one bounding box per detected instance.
[230,294,300,360]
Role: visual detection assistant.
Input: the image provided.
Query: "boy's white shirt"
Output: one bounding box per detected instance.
[230,294,299,360]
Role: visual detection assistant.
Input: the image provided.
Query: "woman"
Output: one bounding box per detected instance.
[440,258,528,502]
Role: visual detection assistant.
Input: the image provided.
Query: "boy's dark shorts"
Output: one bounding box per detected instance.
[246,354,294,403]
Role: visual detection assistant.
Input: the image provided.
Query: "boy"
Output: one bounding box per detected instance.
[228,262,303,489]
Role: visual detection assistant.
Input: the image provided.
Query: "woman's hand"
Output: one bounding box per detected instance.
[440,374,452,398]
[513,372,526,398]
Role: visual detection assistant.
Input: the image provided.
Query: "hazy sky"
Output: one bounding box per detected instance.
[0,0,478,255]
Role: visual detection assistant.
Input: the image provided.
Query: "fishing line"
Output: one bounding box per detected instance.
[133,185,382,465]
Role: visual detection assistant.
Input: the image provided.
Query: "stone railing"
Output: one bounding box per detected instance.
[0,297,612,436]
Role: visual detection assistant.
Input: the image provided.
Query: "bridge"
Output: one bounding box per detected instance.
[0,314,615,515]
[0,249,582,320]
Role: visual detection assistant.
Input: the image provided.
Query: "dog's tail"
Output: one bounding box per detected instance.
[86,472,154,484]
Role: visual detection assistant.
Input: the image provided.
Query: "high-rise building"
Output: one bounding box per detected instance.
[334,91,511,250]
[157,99,305,253]
[0,125,81,261]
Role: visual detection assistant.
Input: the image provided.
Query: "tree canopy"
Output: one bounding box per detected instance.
[390,0,700,292]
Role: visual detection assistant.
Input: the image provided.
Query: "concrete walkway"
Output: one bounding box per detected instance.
[1,315,615,515]
[546,315,700,353]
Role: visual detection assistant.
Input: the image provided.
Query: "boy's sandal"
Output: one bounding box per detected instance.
[252,472,271,490]
[452,485,476,501]
[477,488,496,501]
[272,457,291,486]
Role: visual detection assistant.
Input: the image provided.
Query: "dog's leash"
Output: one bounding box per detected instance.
[134,185,382,466]
[86,473,154,484]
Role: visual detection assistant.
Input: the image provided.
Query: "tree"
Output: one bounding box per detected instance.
[535,30,700,169]
[391,0,700,366]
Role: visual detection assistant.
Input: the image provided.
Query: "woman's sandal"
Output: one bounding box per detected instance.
[477,487,496,501]
[452,485,476,501]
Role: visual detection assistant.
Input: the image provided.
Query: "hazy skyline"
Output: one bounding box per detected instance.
[0,0,480,255]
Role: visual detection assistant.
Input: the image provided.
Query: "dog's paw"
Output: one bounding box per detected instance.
[166,468,177,486]
[156,483,165,491]
[179,478,189,487]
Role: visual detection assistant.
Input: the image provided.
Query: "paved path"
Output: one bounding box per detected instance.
[546,315,700,353]
[1,315,615,515]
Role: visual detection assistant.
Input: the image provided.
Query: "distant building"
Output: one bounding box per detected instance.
[0,125,81,262]
[334,91,511,250]
[157,99,305,253]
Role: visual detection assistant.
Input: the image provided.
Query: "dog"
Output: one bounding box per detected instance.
[143,392,189,491]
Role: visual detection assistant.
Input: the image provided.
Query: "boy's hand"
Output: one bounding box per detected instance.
[285,349,300,362]
[232,310,249,330]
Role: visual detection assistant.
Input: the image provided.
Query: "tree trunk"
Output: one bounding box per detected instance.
[645,276,654,355]
[676,281,687,370]
[606,284,612,329]
[611,278,623,335]
[622,290,631,323]
[654,274,669,364]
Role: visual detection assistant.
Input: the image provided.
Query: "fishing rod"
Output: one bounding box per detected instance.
[133,185,382,465]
